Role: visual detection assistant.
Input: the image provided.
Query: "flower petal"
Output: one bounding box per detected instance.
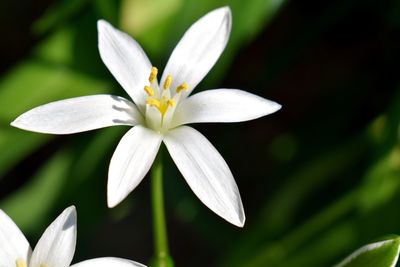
[160,7,231,98]
[29,206,77,267]
[0,210,32,267]
[163,126,245,227]
[98,20,152,111]
[108,125,162,207]
[172,89,281,127]
[70,257,146,267]
[11,95,143,134]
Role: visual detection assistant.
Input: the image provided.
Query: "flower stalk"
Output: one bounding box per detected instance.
[150,147,174,267]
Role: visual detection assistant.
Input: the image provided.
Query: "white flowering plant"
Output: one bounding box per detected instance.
[1,1,399,267]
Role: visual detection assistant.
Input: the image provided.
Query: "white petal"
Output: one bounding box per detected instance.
[160,7,231,98]
[163,126,245,227]
[0,210,32,267]
[108,125,162,207]
[172,89,281,127]
[145,105,162,132]
[30,206,77,267]
[11,95,143,134]
[98,20,152,111]
[70,257,146,267]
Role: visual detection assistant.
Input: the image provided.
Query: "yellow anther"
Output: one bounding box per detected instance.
[149,67,158,83]
[40,264,49,267]
[16,259,27,267]
[146,98,161,108]
[176,83,188,93]
[163,75,172,89]
[167,99,175,107]
[144,85,154,96]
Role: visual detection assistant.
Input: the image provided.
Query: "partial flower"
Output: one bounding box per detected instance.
[11,7,281,227]
[0,206,146,267]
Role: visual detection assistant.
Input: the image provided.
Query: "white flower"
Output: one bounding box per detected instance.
[0,206,146,267]
[11,7,281,227]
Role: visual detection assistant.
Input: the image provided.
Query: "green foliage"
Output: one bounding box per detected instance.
[1,151,73,232]
[335,238,400,267]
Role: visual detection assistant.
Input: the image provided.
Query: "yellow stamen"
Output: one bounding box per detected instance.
[149,67,158,83]
[16,259,27,267]
[144,85,154,96]
[176,83,188,93]
[167,99,175,107]
[144,69,188,119]
[163,75,172,89]
[40,265,49,267]
[146,98,161,109]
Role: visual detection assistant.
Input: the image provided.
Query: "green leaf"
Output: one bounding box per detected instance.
[358,147,400,212]
[335,238,400,267]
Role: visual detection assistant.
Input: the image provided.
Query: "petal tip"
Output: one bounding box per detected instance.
[107,199,118,209]
[234,208,246,228]
[225,212,245,228]
[224,6,232,15]
[97,19,110,30]
[273,102,282,112]
[66,205,76,213]
[216,6,232,15]
[228,196,246,227]
[10,114,25,128]
[106,189,121,208]
[10,117,31,132]
[218,6,232,27]
[263,99,282,115]
[107,172,122,209]
[10,119,18,128]
[63,205,77,221]
[97,20,114,42]
[219,6,232,26]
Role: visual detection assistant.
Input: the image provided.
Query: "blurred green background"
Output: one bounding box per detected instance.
[1,0,400,266]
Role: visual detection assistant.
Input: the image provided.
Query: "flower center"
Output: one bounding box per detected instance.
[15,259,27,267]
[144,67,188,117]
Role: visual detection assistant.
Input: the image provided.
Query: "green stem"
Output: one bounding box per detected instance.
[150,149,174,267]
